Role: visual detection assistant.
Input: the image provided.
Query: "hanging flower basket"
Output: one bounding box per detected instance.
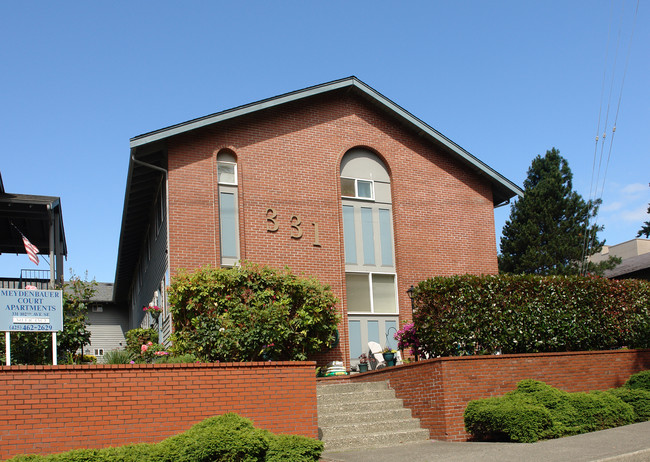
[143,305,162,320]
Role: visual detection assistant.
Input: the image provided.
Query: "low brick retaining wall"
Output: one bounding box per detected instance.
[319,349,650,441]
[0,361,317,459]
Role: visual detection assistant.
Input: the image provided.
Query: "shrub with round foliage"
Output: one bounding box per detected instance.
[464,379,638,443]
[607,387,650,422]
[168,264,340,362]
[624,370,650,392]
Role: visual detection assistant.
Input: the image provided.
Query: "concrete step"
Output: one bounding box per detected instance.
[318,381,388,395]
[317,388,395,405]
[318,407,414,426]
[318,397,405,414]
[319,418,424,439]
[321,428,431,451]
[317,380,429,451]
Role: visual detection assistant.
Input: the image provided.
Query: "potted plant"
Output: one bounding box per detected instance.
[382,347,397,366]
[358,353,369,372]
[143,305,162,321]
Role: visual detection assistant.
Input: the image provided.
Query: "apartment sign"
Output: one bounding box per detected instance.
[0,289,63,332]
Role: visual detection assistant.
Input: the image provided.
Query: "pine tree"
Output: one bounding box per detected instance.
[637,202,650,238]
[499,148,617,275]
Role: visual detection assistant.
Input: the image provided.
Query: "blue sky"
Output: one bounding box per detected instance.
[1,1,648,283]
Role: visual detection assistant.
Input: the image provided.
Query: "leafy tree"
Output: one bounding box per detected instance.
[499,148,618,275]
[638,202,650,238]
[58,274,96,363]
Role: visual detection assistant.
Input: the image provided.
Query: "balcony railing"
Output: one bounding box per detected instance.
[0,269,53,290]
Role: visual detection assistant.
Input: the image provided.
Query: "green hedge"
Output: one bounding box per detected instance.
[8,413,323,462]
[168,264,339,362]
[413,274,650,357]
[607,387,650,422]
[625,369,650,391]
[465,371,650,443]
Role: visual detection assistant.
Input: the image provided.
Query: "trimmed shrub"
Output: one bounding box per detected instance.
[158,414,268,462]
[7,413,323,462]
[414,274,650,357]
[565,391,635,433]
[168,263,340,362]
[464,395,554,442]
[608,387,650,422]
[266,434,324,462]
[625,369,650,392]
[464,380,637,443]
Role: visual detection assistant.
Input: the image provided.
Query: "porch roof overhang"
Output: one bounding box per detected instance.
[0,191,67,258]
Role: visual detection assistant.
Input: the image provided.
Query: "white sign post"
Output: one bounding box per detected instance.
[0,289,63,365]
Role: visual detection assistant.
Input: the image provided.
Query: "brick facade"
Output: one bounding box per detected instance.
[321,349,650,441]
[164,92,501,366]
[0,361,317,459]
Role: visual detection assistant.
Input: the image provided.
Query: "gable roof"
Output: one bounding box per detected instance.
[130,76,523,205]
[116,77,523,300]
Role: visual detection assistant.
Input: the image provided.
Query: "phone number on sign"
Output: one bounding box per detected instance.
[9,324,55,332]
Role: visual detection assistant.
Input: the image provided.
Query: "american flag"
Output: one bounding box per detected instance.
[22,235,39,265]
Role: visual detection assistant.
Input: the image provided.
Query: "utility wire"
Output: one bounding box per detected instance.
[580,0,615,274]
[582,0,639,274]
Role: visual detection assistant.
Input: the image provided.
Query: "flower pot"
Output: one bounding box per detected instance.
[358,363,369,373]
[382,352,396,366]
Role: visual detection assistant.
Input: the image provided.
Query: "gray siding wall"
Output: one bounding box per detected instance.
[84,304,128,361]
[129,183,169,339]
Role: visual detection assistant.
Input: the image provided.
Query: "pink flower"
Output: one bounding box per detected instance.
[147,342,153,346]
[141,344,148,352]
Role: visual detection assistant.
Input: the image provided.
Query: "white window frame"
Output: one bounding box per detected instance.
[341,177,375,201]
[217,161,238,186]
[94,348,104,357]
[346,271,399,315]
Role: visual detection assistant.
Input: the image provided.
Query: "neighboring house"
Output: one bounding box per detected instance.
[114,77,523,367]
[82,283,128,362]
[592,238,650,281]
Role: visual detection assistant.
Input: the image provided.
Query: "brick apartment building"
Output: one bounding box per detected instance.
[114,77,522,367]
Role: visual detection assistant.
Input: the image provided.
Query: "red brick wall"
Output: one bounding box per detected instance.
[322,349,650,441]
[165,93,499,367]
[0,361,317,459]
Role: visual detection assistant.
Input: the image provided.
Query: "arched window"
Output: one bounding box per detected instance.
[341,149,399,362]
[217,151,239,266]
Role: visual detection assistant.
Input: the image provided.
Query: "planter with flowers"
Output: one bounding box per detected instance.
[358,353,369,372]
[143,305,162,322]
[382,347,397,366]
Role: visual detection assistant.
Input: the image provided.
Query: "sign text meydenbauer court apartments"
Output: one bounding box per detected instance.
[0,289,63,332]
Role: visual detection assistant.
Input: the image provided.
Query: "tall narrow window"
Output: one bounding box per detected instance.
[341,149,398,363]
[217,151,239,266]
[341,148,397,311]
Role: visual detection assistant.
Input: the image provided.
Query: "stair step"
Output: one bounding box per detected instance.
[318,397,405,414]
[318,407,414,426]
[316,380,429,451]
[319,418,423,438]
[322,428,430,451]
[318,381,388,395]
[317,388,395,405]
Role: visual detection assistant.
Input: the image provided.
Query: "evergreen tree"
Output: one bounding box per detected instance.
[637,202,650,238]
[499,148,618,275]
